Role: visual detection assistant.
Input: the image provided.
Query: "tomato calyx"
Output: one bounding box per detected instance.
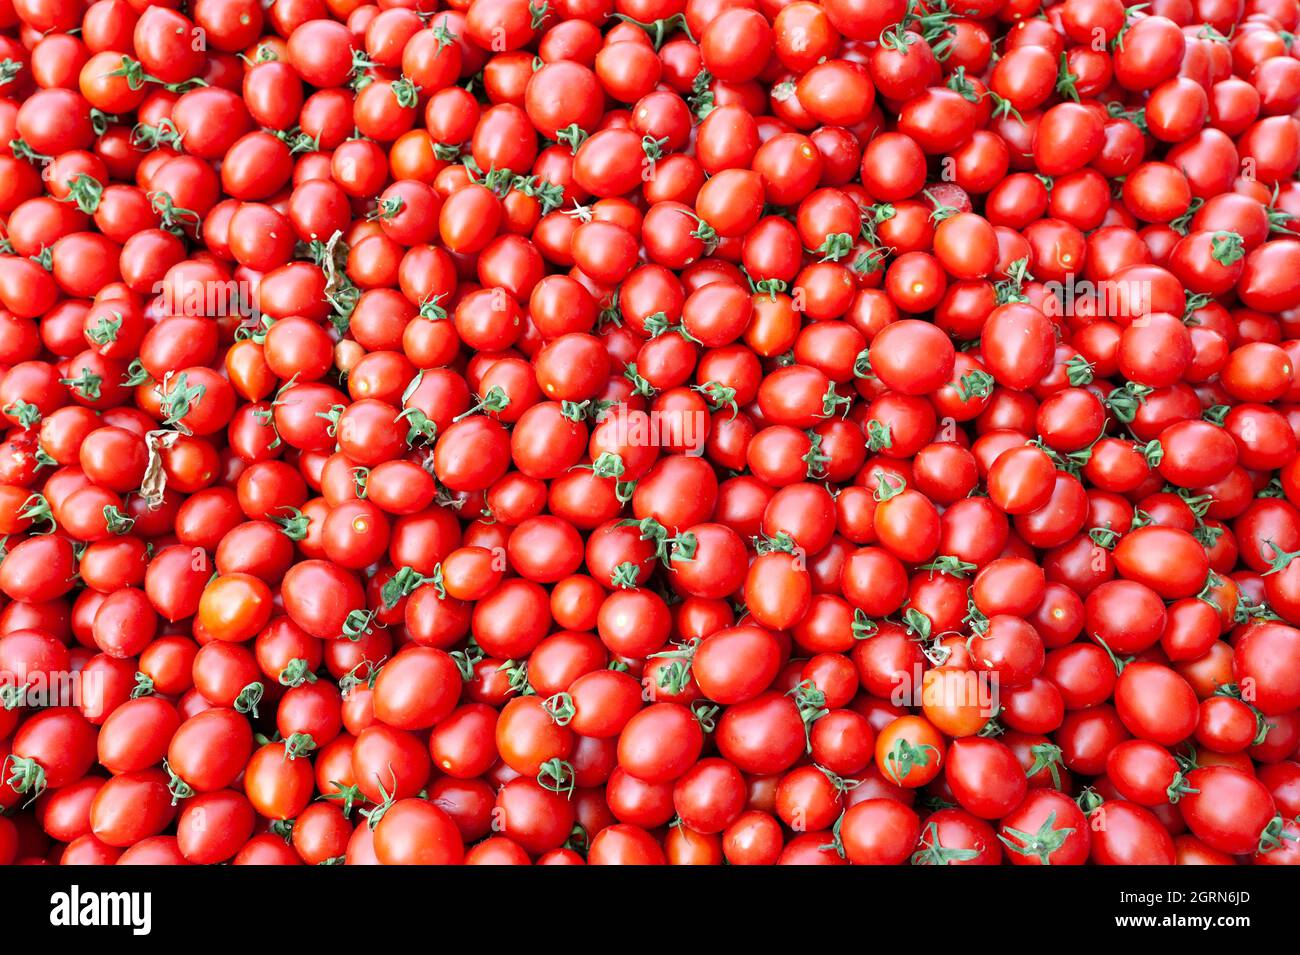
[278,659,319,688]
[873,473,907,502]
[820,809,847,859]
[987,92,1024,125]
[853,348,874,380]
[542,692,575,726]
[1213,683,1274,746]
[398,407,439,447]
[1104,382,1152,424]
[563,823,589,856]
[1266,199,1297,237]
[816,764,861,797]
[609,561,642,589]
[1210,231,1246,267]
[281,733,318,762]
[2,398,41,429]
[923,190,959,224]
[17,493,55,534]
[149,190,201,237]
[1026,743,1066,791]
[688,69,715,120]
[164,758,194,807]
[1164,770,1198,804]
[103,505,136,536]
[386,566,443,610]
[964,598,990,636]
[641,134,669,164]
[338,660,380,698]
[754,531,801,557]
[1260,540,1300,578]
[648,639,699,695]
[911,821,982,865]
[1256,814,1300,855]
[315,403,345,439]
[1165,200,1204,240]
[0,59,21,87]
[233,681,265,719]
[1032,439,1092,477]
[512,175,565,214]
[391,77,421,109]
[272,126,323,155]
[1234,592,1280,625]
[369,196,405,222]
[955,369,995,402]
[622,363,657,398]
[852,247,889,277]
[106,55,208,94]
[788,679,829,752]
[1111,4,1149,51]
[498,659,534,696]
[691,701,720,733]
[58,173,104,216]
[617,516,696,567]
[580,452,626,481]
[361,775,399,831]
[269,507,309,542]
[321,780,364,820]
[86,310,123,349]
[7,137,50,165]
[349,50,380,91]
[59,367,103,402]
[536,757,576,798]
[993,257,1032,304]
[612,12,694,50]
[1055,54,1080,104]
[885,737,936,785]
[644,311,700,343]
[554,123,588,154]
[814,233,855,263]
[0,680,28,711]
[802,430,830,480]
[694,381,739,418]
[919,555,977,579]
[998,810,1076,865]
[1089,525,1120,550]
[450,641,484,682]
[1064,355,1094,386]
[821,382,852,420]
[1076,786,1105,815]
[851,609,878,641]
[341,609,379,642]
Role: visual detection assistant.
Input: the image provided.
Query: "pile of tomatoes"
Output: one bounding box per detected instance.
[1,0,1300,867]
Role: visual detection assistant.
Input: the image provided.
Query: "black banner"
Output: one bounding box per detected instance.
[0,864,1285,943]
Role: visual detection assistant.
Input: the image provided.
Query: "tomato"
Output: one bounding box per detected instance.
[372,647,462,730]
[176,790,256,865]
[89,770,176,848]
[373,799,465,865]
[96,697,180,776]
[1180,766,1276,855]
[875,715,945,788]
[839,799,919,865]
[998,790,1090,865]
[1090,801,1177,865]
[167,708,253,795]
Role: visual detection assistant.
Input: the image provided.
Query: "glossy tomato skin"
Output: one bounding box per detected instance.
[1179,767,1277,856]
[373,799,465,865]
[1090,801,1177,865]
